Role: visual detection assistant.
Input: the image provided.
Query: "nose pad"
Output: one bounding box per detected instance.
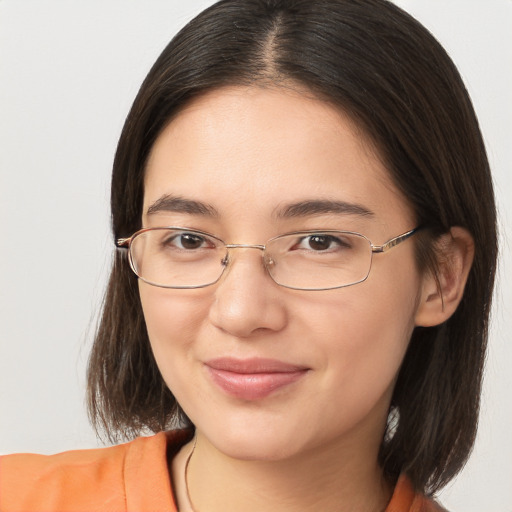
[219,247,269,279]
[263,254,277,282]
[264,254,276,267]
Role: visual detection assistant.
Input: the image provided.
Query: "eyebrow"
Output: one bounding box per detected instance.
[146,194,219,217]
[274,199,375,219]
[146,195,374,220]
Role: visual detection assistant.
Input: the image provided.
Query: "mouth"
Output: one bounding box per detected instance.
[204,357,310,400]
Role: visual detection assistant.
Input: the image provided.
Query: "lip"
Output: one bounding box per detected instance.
[204,357,309,400]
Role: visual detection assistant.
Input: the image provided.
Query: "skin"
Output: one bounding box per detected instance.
[138,86,472,512]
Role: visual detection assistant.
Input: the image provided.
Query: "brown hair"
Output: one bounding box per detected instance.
[87,0,497,494]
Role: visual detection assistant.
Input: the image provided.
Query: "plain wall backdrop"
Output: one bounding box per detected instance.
[1,1,511,510]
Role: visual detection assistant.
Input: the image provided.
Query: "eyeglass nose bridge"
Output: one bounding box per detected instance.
[224,243,266,250]
[221,243,274,270]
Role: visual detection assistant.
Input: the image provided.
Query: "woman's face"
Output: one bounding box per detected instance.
[140,86,425,462]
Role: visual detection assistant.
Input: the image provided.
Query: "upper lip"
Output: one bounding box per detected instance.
[204,357,309,374]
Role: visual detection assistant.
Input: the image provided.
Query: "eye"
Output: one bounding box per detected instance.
[294,234,351,252]
[163,232,213,250]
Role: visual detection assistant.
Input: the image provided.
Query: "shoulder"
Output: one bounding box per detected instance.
[387,475,449,512]
[0,430,188,512]
[1,441,129,511]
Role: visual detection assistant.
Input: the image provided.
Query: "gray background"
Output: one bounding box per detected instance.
[1,1,511,510]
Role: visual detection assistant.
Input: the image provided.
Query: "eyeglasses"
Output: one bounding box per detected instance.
[116,226,419,291]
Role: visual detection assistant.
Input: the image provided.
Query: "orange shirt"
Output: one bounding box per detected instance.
[0,430,445,511]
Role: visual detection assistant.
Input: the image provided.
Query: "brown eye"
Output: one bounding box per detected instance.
[291,234,352,253]
[179,233,205,249]
[162,232,210,250]
[307,235,333,251]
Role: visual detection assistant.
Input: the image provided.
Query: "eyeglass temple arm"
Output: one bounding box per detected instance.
[116,237,131,248]
[371,227,420,253]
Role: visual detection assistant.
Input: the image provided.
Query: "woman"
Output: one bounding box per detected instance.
[0,0,497,511]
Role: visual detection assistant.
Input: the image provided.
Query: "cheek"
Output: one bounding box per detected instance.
[303,268,422,397]
[138,284,210,375]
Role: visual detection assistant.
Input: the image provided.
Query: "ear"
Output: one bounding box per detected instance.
[414,227,474,327]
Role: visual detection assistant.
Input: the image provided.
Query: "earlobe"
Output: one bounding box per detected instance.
[414,227,475,327]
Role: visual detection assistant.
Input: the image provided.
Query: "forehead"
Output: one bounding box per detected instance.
[143,86,413,234]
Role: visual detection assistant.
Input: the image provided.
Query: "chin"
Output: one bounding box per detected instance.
[194,412,317,463]
[215,436,300,462]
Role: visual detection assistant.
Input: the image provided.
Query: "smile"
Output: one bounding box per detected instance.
[204,358,310,400]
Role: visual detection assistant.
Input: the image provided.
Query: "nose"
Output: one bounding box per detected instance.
[208,247,288,338]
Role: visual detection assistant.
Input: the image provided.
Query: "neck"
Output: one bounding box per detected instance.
[173,432,391,512]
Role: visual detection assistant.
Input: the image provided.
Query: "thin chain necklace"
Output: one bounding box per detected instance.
[182,438,389,512]
[183,436,198,512]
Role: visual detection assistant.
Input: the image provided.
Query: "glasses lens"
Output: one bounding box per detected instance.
[129,228,226,288]
[265,231,372,290]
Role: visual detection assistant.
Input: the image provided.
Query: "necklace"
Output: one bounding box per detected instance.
[183,436,198,512]
[182,437,388,512]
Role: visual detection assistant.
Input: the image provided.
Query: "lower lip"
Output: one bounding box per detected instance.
[206,367,308,400]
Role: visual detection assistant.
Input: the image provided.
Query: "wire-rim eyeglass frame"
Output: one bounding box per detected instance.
[116,226,420,291]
